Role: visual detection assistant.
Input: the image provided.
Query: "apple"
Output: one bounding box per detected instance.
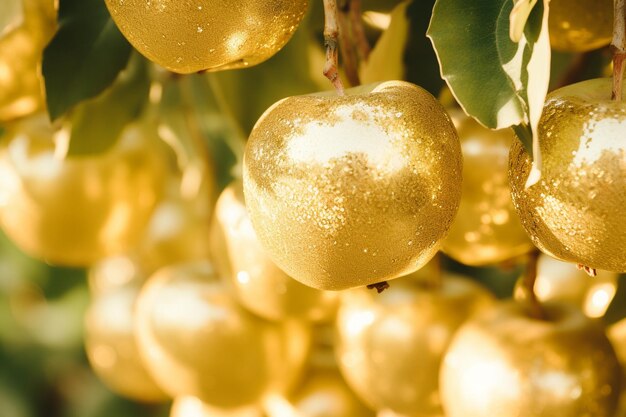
[170,396,264,417]
[135,261,312,409]
[243,81,462,290]
[0,113,167,266]
[442,111,533,266]
[440,301,621,417]
[211,180,339,322]
[104,0,308,74]
[533,254,617,318]
[137,179,214,275]
[510,78,626,272]
[84,285,168,403]
[88,254,147,297]
[548,0,612,52]
[335,273,493,416]
[0,0,56,121]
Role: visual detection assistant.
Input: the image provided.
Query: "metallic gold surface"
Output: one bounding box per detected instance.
[104,0,308,74]
[0,114,166,266]
[211,180,338,322]
[509,78,626,272]
[170,396,264,417]
[443,112,532,266]
[135,261,311,409]
[548,0,612,52]
[85,286,168,403]
[243,81,462,290]
[88,255,147,297]
[265,368,375,417]
[441,301,621,417]
[0,0,56,122]
[335,274,494,416]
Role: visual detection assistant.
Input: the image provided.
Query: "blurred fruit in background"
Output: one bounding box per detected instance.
[0,0,56,122]
[548,0,613,52]
[442,111,533,266]
[211,180,339,323]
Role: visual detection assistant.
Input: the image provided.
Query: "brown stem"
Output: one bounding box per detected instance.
[612,0,626,100]
[516,250,545,320]
[349,0,371,62]
[323,0,345,94]
[337,1,360,86]
[367,281,390,293]
[576,264,598,277]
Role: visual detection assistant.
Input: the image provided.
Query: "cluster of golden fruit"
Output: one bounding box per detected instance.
[1,0,626,417]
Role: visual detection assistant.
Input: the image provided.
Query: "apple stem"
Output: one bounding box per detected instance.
[576,264,598,277]
[517,250,546,320]
[323,0,346,95]
[367,281,390,293]
[612,0,626,100]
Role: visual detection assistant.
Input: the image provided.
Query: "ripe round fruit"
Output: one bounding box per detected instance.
[104,0,308,74]
[0,0,56,121]
[0,114,166,266]
[548,0,612,52]
[170,396,264,417]
[440,301,621,417]
[335,274,493,416]
[84,286,168,403]
[265,368,375,417]
[135,261,311,409]
[88,255,147,297]
[243,81,462,290]
[211,180,338,322]
[533,254,617,318]
[509,78,626,272]
[442,112,532,266]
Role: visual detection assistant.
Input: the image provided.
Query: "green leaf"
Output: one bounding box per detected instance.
[67,54,150,156]
[427,0,551,159]
[42,0,132,121]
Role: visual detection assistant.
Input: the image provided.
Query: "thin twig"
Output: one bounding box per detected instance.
[337,1,360,86]
[349,0,371,62]
[323,0,345,94]
[612,0,626,100]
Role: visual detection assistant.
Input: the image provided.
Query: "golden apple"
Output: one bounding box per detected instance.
[548,0,612,52]
[510,78,626,272]
[243,81,462,290]
[84,285,168,403]
[104,0,308,74]
[211,180,339,322]
[335,274,493,416]
[0,114,167,266]
[171,396,264,417]
[137,180,213,275]
[264,368,375,417]
[440,301,621,417]
[135,261,311,409]
[442,112,533,266]
[88,254,147,297]
[534,254,617,318]
[0,0,56,122]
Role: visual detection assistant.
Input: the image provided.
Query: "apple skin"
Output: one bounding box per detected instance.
[548,0,612,52]
[84,285,168,403]
[135,261,312,410]
[510,78,626,272]
[170,396,264,417]
[243,81,462,290]
[442,111,532,266]
[335,274,493,416]
[0,114,167,266]
[440,301,621,417]
[0,0,56,122]
[211,180,339,322]
[104,0,308,74]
